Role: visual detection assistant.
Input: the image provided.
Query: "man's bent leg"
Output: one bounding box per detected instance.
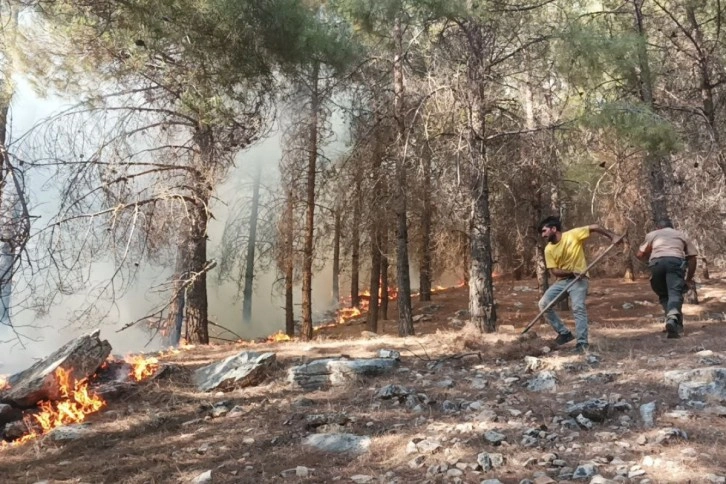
[665,259,686,327]
[649,261,669,316]
[538,280,570,335]
[569,279,590,345]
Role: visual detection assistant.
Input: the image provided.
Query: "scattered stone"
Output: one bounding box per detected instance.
[49,424,94,442]
[636,435,647,445]
[477,409,498,422]
[622,303,635,310]
[436,379,455,388]
[484,430,506,445]
[527,371,558,393]
[524,356,544,372]
[414,438,442,454]
[477,452,504,471]
[350,475,374,484]
[194,351,275,392]
[572,463,598,480]
[289,358,399,391]
[663,367,726,401]
[639,402,656,428]
[533,478,556,484]
[471,378,488,390]
[408,455,426,469]
[191,470,212,484]
[377,349,401,360]
[576,414,594,430]
[655,427,688,445]
[447,468,464,477]
[303,433,371,454]
[442,400,459,413]
[567,399,610,422]
[374,384,412,400]
[706,474,726,484]
[481,480,504,484]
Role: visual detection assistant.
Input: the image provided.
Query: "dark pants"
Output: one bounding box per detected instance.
[648,257,686,325]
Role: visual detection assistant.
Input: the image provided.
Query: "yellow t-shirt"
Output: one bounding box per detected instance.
[544,226,590,274]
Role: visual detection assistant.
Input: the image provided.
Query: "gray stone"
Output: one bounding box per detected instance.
[191,470,212,484]
[414,438,442,454]
[194,351,275,392]
[477,452,504,471]
[1,330,112,408]
[664,367,726,401]
[622,303,635,310]
[437,379,455,388]
[303,433,371,454]
[576,414,594,430]
[442,400,458,413]
[481,480,504,484]
[567,399,610,422]
[525,356,544,372]
[639,401,656,428]
[484,430,506,445]
[289,358,398,391]
[706,474,726,484]
[350,475,374,484]
[48,423,94,441]
[527,371,558,393]
[377,349,401,360]
[655,427,687,444]
[573,463,598,480]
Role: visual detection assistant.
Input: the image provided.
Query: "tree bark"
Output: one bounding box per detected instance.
[469,168,497,333]
[332,206,341,306]
[367,226,382,333]
[393,15,414,337]
[301,63,320,341]
[350,169,362,307]
[380,225,389,320]
[242,164,262,323]
[283,188,295,337]
[419,146,433,302]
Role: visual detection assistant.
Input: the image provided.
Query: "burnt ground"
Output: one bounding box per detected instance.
[2,274,726,484]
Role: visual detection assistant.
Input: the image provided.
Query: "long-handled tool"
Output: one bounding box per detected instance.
[521,232,627,334]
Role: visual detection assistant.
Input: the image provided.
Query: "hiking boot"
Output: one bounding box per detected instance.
[554,332,575,346]
[574,342,590,354]
[665,317,680,339]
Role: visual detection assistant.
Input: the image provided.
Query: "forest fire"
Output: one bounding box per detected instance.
[1,368,105,448]
[338,306,362,324]
[125,355,160,381]
[0,375,8,391]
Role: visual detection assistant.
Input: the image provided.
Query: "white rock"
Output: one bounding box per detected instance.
[639,401,656,428]
[350,475,374,483]
[191,470,212,484]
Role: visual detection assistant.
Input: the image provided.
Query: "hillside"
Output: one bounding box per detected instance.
[2,274,726,484]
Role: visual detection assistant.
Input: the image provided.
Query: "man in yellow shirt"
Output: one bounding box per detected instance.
[538,216,622,353]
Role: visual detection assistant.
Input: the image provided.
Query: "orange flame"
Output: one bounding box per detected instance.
[338,306,362,324]
[0,375,8,391]
[0,367,106,447]
[267,331,291,342]
[125,355,160,381]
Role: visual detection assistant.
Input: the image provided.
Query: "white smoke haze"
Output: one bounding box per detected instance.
[0,77,347,373]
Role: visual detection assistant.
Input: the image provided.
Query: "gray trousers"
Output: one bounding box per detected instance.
[538,278,590,345]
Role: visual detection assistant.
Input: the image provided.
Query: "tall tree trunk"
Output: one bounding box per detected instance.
[419,146,433,302]
[283,187,295,337]
[242,165,262,323]
[380,226,389,320]
[393,15,414,337]
[367,150,384,332]
[350,169,362,307]
[332,206,341,307]
[469,168,497,333]
[633,0,671,222]
[367,226,382,333]
[301,63,320,341]
[0,4,18,329]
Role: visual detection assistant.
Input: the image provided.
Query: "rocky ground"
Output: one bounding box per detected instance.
[1,274,726,484]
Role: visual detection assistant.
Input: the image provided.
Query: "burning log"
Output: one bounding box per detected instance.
[1,330,111,409]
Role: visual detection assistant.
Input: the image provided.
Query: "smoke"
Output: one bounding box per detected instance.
[0,78,350,372]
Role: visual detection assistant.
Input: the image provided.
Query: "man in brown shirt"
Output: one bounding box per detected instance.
[637,219,698,338]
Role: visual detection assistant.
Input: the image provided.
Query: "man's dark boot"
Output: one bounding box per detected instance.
[665,310,681,339]
[554,332,575,346]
